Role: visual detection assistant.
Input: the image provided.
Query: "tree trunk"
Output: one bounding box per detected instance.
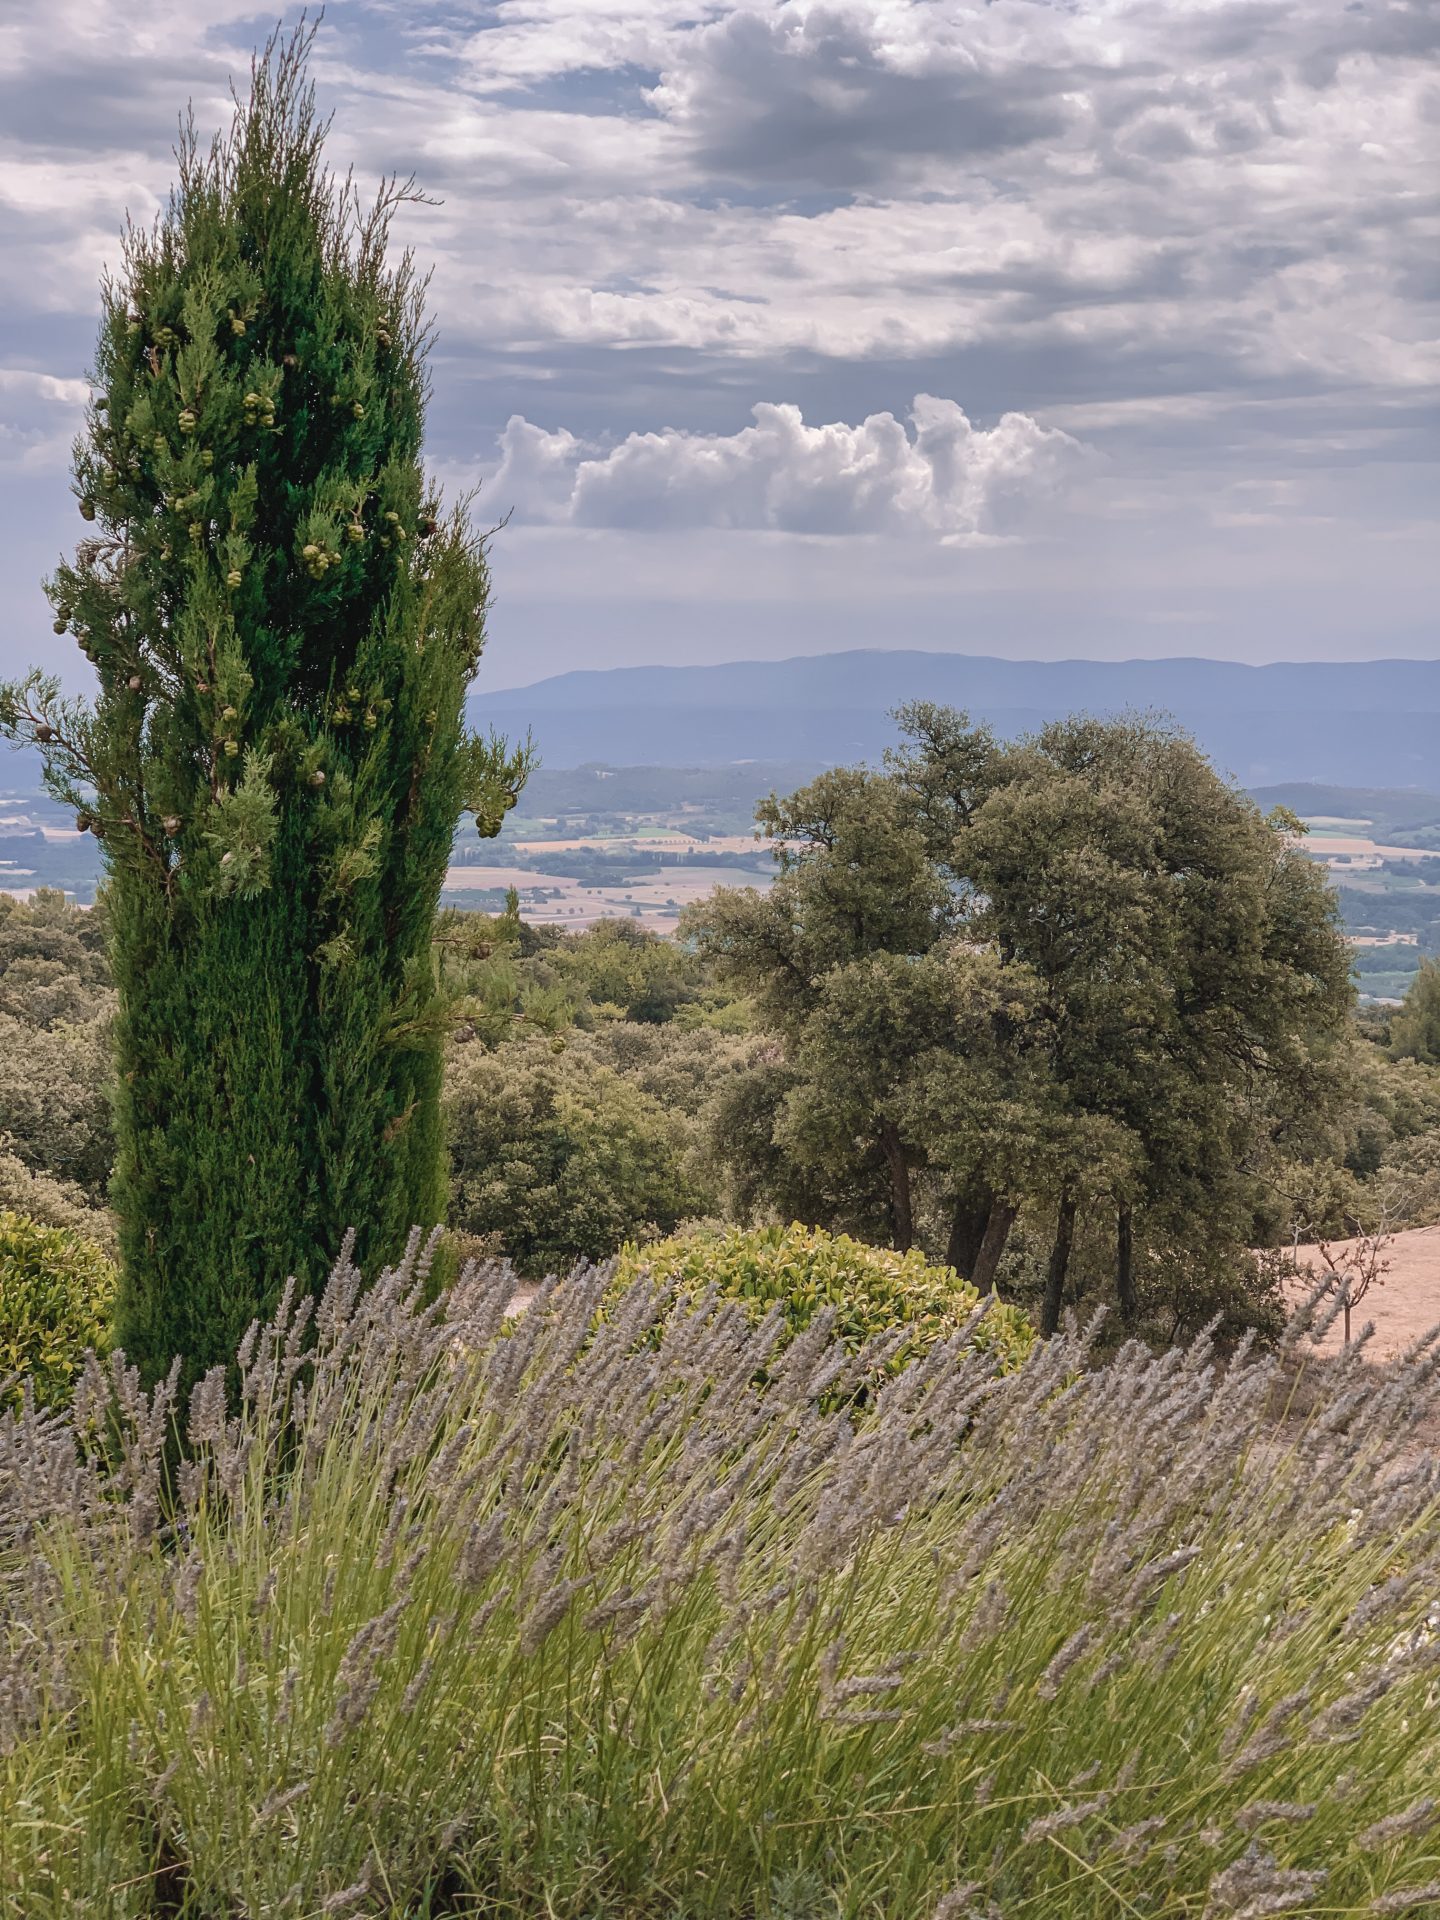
[1042,1189,1077,1337]
[1116,1206,1137,1322]
[878,1123,914,1252]
[970,1201,1017,1295]
[945,1197,991,1279]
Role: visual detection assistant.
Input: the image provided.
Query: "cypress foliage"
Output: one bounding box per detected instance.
[0,27,527,1383]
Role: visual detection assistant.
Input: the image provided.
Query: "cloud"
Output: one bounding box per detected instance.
[3,1,1435,389]
[0,0,1434,686]
[328,0,1440,419]
[0,369,90,407]
[647,5,1076,193]
[491,396,1089,541]
[0,365,89,471]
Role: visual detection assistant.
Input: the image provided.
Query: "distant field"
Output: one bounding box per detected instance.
[1304,833,1440,862]
[9,776,1440,973]
[441,862,765,932]
[1363,976,1420,1005]
[511,832,763,857]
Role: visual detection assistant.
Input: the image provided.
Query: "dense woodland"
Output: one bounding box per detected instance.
[8,750,1440,1345]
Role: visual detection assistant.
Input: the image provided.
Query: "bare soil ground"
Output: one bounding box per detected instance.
[442,865,581,890]
[513,833,762,854]
[1289,1224,1440,1358]
[1303,833,1440,860]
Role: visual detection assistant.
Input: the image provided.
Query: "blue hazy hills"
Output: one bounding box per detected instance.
[4,652,1439,797]
[475,650,1440,788]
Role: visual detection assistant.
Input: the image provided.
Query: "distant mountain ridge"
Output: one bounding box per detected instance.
[6,652,1439,802]
[471,650,1440,788]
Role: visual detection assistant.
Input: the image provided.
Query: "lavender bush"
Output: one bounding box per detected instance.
[3,1236,1440,1917]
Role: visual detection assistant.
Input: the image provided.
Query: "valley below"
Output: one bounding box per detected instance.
[8,757,1440,996]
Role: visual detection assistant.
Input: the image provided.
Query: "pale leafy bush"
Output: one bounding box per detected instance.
[574,1021,762,1119]
[0,1012,114,1203]
[0,888,111,1030]
[616,1220,1035,1376]
[0,1143,117,1255]
[4,1241,1440,1916]
[0,1207,115,1409]
[0,893,114,1209]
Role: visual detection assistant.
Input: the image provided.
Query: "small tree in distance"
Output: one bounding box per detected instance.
[0,27,528,1384]
[1310,1228,1391,1346]
[1390,958,1440,1067]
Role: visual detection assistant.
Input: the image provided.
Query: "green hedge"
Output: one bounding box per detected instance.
[615,1221,1034,1375]
[0,1208,115,1410]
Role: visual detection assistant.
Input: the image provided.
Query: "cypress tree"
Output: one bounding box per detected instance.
[0,27,526,1383]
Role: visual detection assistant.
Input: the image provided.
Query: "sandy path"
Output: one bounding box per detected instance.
[1289,1224,1440,1357]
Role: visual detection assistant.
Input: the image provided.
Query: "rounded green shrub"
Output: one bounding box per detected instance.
[614,1221,1034,1374]
[0,1208,116,1410]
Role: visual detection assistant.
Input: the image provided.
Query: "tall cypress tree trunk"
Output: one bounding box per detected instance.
[1116,1206,1138,1322]
[1041,1188,1077,1336]
[1,29,525,1385]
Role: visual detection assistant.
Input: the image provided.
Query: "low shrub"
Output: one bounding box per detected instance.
[0,1143,118,1256]
[5,1246,1440,1916]
[615,1220,1036,1374]
[0,1207,115,1410]
[0,1010,115,1204]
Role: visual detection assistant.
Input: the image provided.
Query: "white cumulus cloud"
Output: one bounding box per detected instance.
[491,396,1088,542]
[0,368,90,406]
[0,365,91,472]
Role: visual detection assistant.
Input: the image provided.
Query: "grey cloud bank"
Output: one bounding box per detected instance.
[0,0,1435,694]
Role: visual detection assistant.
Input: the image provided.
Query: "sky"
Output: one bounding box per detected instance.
[0,0,1436,694]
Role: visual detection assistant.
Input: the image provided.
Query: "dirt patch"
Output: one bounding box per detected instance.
[443,866,584,890]
[1288,1224,1440,1359]
[439,862,769,933]
[1304,834,1440,860]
